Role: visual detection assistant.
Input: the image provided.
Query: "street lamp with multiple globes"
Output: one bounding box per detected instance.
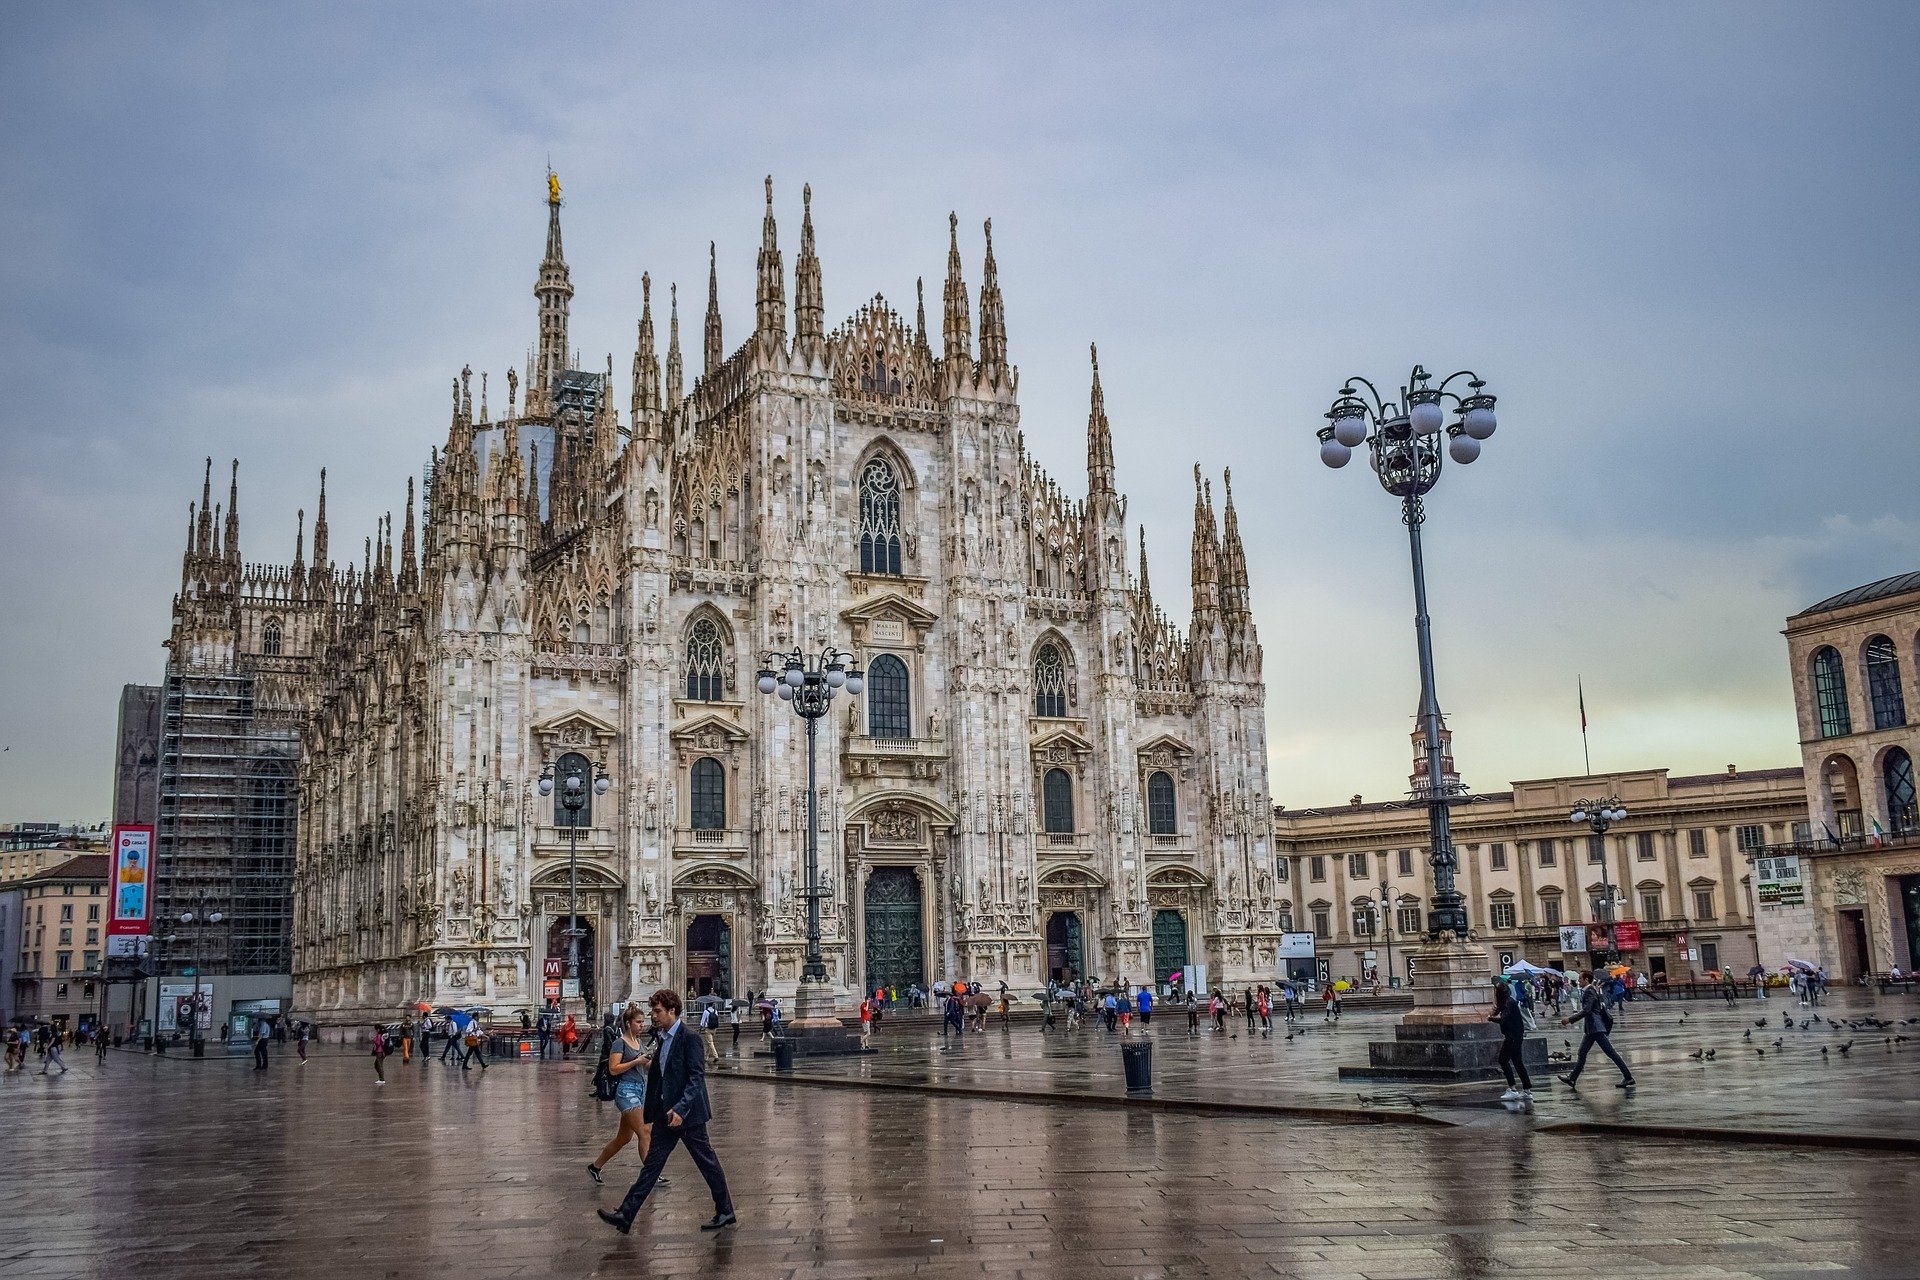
[1571,797,1627,966]
[755,646,862,998]
[175,900,223,1056]
[538,758,611,1006]
[1377,881,1397,989]
[1316,365,1499,940]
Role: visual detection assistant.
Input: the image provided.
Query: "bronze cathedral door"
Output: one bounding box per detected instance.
[862,867,925,994]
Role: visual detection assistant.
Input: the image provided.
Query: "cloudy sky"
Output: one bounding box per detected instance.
[2,3,1916,823]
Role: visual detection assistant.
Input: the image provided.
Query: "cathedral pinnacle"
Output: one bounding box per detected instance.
[399,477,418,594]
[666,281,684,407]
[942,211,971,373]
[1137,526,1155,617]
[704,242,724,376]
[1087,342,1114,497]
[793,182,824,360]
[633,272,662,429]
[755,176,787,352]
[1190,464,1221,619]
[1220,467,1252,620]
[196,457,213,559]
[224,459,241,568]
[311,469,329,581]
[534,171,574,409]
[977,218,1007,380]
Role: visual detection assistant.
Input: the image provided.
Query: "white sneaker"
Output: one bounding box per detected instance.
[1517,1090,1533,1101]
[1499,1088,1521,1101]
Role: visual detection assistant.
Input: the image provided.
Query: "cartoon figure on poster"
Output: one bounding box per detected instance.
[116,837,148,922]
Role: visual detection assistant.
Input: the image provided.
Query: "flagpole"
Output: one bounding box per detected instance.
[1579,677,1591,775]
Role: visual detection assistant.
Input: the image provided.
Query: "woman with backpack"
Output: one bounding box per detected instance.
[587,1003,668,1189]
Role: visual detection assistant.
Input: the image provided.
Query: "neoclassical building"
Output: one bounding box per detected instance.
[1755,572,1920,977]
[168,177,1281,1024]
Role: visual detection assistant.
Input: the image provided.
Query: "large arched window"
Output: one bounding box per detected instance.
[553,751,593,828]
[685,617,725,701]
[690,757,726,831]
[261,619,283,657]
[1033,644,1067,717]
[1043,767,1075,834]
[857,457,903,575]
[867,654,911,739]
[1146,770,1177,835]
[1886,747,1917,836]
[1866,635,1906,730]
[1812,646,1851,738]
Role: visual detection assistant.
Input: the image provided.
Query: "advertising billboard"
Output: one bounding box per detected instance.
[108,824,155,936]
[1613,921,1643,952]
[1754,855,1805,907]
[1558,926,1589,954]
[1278,932,1317,959]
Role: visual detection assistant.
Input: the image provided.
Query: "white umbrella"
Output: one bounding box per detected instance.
[1783,958,1818,973]
[1502,961,1559,977]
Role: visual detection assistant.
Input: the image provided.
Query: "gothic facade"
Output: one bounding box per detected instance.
[170,177,1279,1024]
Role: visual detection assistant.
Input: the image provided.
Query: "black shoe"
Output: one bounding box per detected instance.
[1557,1073,1579,1089]
[587,1164,603,1185]
[700,1211,737,1231]
[1616,1078,1636,1088]
[596,1209,630,1235]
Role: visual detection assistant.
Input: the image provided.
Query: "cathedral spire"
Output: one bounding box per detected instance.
[977,218,1007,380]
[704,242,724,376]
[1137,526,1155,618]
[793,182,824,361]
[1190,465,1221,621]
[942,212,971,374]
[223,459,241,569]
[399,478,418,595]
[292,508,306,579]
[913,276,929,359]
[754,176,786,353]
[310,469,330,595]
[196,457,214,559]
[1087,343,1114,497]
[534,169,574,411]
[632,273,662,432]
[666,282,684,407]
[1220,467,1251,618]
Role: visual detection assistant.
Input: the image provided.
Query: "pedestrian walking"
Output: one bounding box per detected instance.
[537,1012,553,1059]
[1257,987,1271,1037]
[1558,970,1635,1090]
[760,1001,775,1042]
[729,999,742,1050]
[297,1021,310,1065]
[942,990,964,1040]
[1138,984,1153,1026]
[1322,985,1340,1021]
[1490,980,1533,1101]
[461,1021,490,1071]
[371,1025,388,1083]
[4,1026,20,1072]
[859,997,873,1050]
[588,1003,667,1188]
[561,1014,580,1057]
[1748,962,1768,999]
[697,1000,721,1066]
[1102,991,1119,1032]
[596,989,736,1235]
[1042,991,1057,1032]
[39,1029,67,1074]
[253,1019,271,1071]
[1721,969,1738,1007]
[1244,986,1257,1033]
[440,1019,463,1063]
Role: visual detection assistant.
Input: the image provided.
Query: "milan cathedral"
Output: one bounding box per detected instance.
[165,176,1283,1024]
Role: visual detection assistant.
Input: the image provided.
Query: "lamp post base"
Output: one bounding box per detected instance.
[760,979,870,1059]
[1338,936,1548,1083]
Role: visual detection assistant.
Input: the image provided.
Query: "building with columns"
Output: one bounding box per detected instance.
[162,176,1283,1026]
[1272,729,1805,985]
[1754,572,1920,978]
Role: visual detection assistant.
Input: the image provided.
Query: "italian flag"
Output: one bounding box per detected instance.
[1870,817,1886,848]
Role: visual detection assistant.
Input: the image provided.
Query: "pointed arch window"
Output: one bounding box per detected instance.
[1866,635,1906,730]
[1146,770,1177,836]
[685,617,726,701]
[1033,643,1068,717]
[690,757,726,831]
[867,654,911,739]
[261,620,283,657]
[1812,646,1851,738]
[858,457,903,575]
[1043,767,1075,835]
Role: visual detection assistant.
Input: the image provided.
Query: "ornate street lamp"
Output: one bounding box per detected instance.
[1378,881,1396,989]
[755,646,862,996]
[1316,365,1499,940]
[538,758,611,1006]
[175,900,223,1056]
[1571,797,1627,966]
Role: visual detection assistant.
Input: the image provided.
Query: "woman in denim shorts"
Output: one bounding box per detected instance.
[588,1004,667,1186]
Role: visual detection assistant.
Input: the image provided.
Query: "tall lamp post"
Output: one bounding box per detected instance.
[1571,797,1626,967]
[538,758,611,1011]
[1378,881,1396,989]
[175,900,223,1056]
[1317,366,1499,940]
[756,646,862,1019]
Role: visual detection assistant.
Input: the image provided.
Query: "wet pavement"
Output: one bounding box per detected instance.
[758,987,1920,1149]
[2,1022,1917,1279]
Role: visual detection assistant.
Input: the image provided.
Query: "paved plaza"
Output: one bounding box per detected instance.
[3,995,1918,1279]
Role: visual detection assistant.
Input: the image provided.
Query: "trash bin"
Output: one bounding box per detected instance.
[772,1039,795,1072]
[1121,1039,1152,1092]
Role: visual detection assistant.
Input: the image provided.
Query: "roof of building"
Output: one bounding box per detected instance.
[1798,571,1920,618]
[19,854,109,885]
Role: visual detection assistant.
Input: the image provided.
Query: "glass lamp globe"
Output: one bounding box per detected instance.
[777,683,795,701]
[1570,810,1587,825]
[209,912,224,924]
[1462,405,1497,440]
[538,776,554,796]
[825,665,846,688]
[845,670,865,695]
[1332,412,1369,448]
[1448,434,1481,464]
[179,910,195,923]
[1319,438,1352,469]
[784,665,805,688]
[1409,400,1445,436]
[593,775,611,796]
[757,670,778,695]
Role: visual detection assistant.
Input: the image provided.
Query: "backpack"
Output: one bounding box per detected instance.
[591,1037,617,1102]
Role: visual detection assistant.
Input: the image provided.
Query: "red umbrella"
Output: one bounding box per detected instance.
[411,1002,433,1013]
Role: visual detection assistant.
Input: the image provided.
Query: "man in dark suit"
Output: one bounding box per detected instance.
[597,988,737,1234]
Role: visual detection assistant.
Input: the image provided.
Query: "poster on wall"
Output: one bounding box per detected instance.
[108,825,155,936]
[158,982,212,1032]
[1278,932,1317,959]
[1613,921,1643,952]
[1754,855,1805,907]
[1558,926,1589,954]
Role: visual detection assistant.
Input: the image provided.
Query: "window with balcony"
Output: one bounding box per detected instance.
[867,654,911,739]
[690,757,726,831]
[56,952,71,973]
[1736,825,1766,852]
[1146,771,1176,836]
[1043,768,1075,835]
[552,751,594,827]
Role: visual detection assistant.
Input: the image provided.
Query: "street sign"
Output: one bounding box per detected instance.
[544,957,564,980]
[561,979,580,999]
[1315,958,1331,984]
[1405,955,1417,976]
[1498,950,1515,968]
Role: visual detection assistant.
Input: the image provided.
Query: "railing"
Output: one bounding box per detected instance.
[842,736,947,756]
[673,827,747,854]
[1759,826,1920,858]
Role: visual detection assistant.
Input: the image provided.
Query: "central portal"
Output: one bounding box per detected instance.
[685,914,733,998]
[863,866,925,994]
[1151,909,1188,990]
[1045,911,1084,982]
[547,915,596,1010]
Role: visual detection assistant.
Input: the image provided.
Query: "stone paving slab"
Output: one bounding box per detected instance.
[3,1039,1917,1279]
[730,986,1920,1150]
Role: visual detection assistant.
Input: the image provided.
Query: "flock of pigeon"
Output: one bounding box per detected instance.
[1717,1008,1915,1060]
